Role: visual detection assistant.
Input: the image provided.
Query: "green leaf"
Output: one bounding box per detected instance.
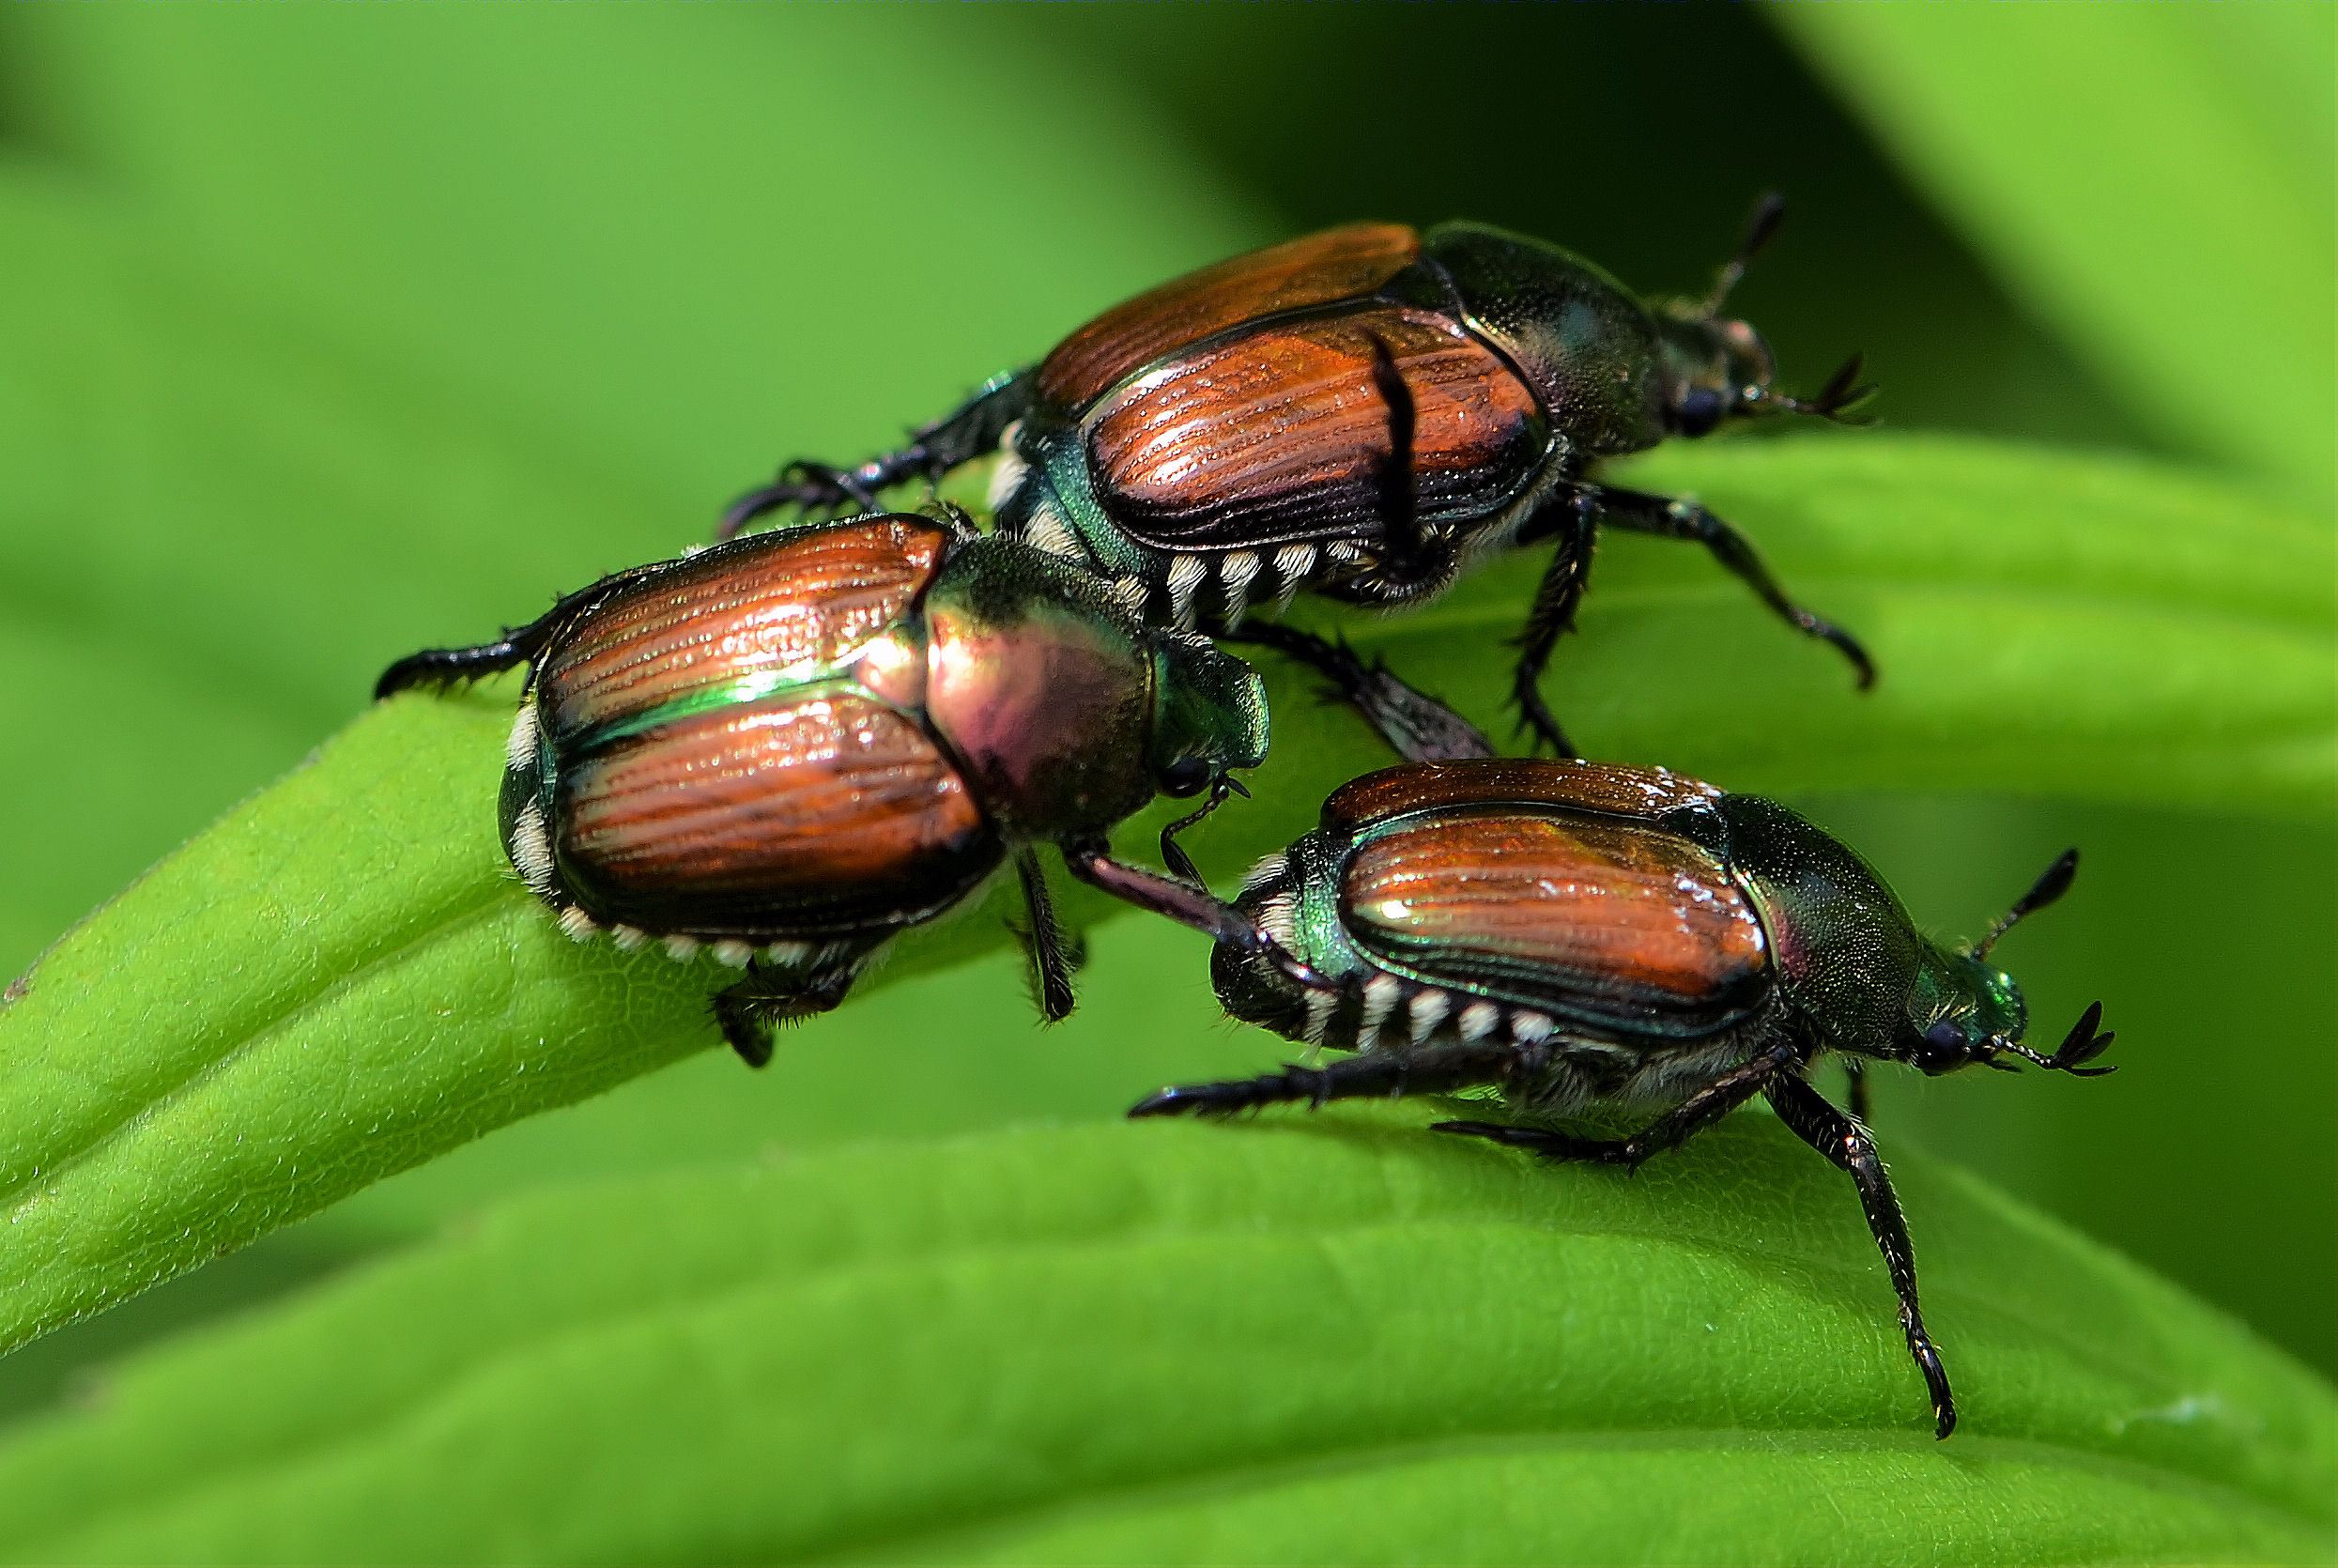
[0,14,1268,981]
[0,1113,2327,1564]
[1776,5,2338,508]
[3,434,2329,1359]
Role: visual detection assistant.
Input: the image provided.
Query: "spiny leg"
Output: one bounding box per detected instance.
[1435,1036,1798,1170]
[1130,1038,1530,1118]
[719,370,1034,538]
[1011,848,1081,1023]
[375,558,672,699]
[1843,1054,1872,1126]
[1765,1069,1955,1439]
[1060,841,1331,998]
[1504,491,1601,759]
[376,635,545,700]
[1591,485,1874,689]
[712,958,861,1068]
[1218,622,1494,765]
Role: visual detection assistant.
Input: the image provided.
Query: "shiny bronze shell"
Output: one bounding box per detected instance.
[1037,223,1421,409]
[529,516,996,938]
[556,689,996,938]
[1084,307,1545,552]
[1342,808,1769,1032]
[1323,760,1724,838]
[537,516,951,740]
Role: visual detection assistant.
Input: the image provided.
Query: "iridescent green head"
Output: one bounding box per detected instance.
[1905,946,2028,1074]
[1147,632,1269,798]
[1899,850,2116,1081]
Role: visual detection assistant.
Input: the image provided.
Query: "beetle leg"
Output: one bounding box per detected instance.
[1128,1038,1527,1118]
[1589,486,1876,690]
[374,632,547,700]
[1433,1036,1797,1171]
[1010,849,1083,1023]
[376,556,681,699]
[1503,521,1597,759]
[1216,623,1495,764]
[1060,842,1332,999]
[1764,1069,1956,1440]
[711,958,861,1068]
[1843,1054,1872,1125]
[718,369,1036,538]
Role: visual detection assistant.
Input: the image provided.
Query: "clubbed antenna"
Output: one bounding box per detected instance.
[1700,191,1789,318]
[2001,1001,2117,1077]
[1973,848,2081,960]
[1754,351,1878,425]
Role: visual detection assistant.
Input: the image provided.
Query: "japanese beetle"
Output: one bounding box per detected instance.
[376,509,1295,1064]
[1124,648,2111,1438]
[723,198,1873,755]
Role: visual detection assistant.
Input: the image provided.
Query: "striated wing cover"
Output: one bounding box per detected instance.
[538,517,951,741]
[555,690,997,939]
[1342,808,1769,1036]
[1325,760,1723,838]
[1086,308,1546,552]
[1038,223,1421,409]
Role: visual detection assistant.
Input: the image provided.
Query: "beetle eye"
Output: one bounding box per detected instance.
[1916,1020,1970,1074]
[1158,758,1212,798]
[1675,387,1724,438]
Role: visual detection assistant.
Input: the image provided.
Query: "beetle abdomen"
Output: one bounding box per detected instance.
[1087,309,1545,551]
[540,516,951,734]
[555,691,996,938]
[1341,809,1769,1033]
[1038,223,1421,410]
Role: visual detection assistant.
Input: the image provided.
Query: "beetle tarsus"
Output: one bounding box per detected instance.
[1509,684,1577,761]
[1217,622,1495,765]
[375,638,534,699]
[1131,1039,1524,1120]
[1431,1119,1635,1165]
[1436,1038,1798,1171]
[1503,503,1599,759]
[1010,849,1081,1023]
[1593,486,1875,691]
[719,458,892,536]
[1764,1069,1955,1439]
[721,371,1035,538]
[713,959,860,1068]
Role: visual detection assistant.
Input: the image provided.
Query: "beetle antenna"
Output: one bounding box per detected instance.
[1700,191,1788,317]
[2000,1001,2117,1077]
[1759,352,1878,425]
[1972,848,2081,960]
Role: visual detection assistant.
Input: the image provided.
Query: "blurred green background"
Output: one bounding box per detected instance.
[0,0,2329,1434]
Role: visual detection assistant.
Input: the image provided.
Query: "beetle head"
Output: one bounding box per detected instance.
[1904,949,2029,1075]
[1897,848,2115,1080]
[1657,314,1780,438]
[1656,192,1873,437]
[1147,633,1269,801]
